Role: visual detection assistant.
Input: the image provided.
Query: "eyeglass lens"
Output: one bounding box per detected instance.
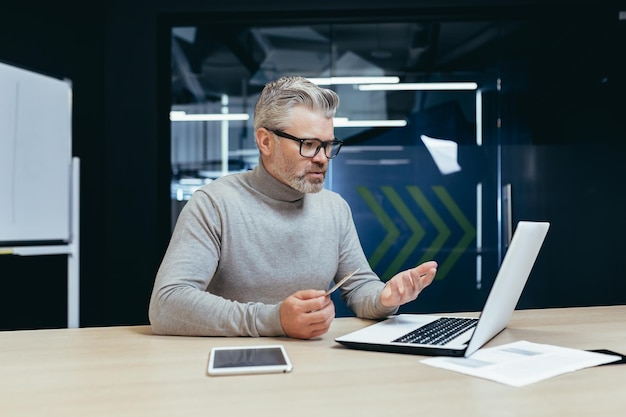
[300,139,341,159]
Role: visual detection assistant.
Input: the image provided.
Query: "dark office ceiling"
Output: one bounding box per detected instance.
[169,2,624,131]
[170,19,525,104]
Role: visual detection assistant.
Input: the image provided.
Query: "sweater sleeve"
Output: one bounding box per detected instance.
[148,191,285,337]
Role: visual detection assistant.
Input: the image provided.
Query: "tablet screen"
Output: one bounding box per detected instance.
[208,345,293,376]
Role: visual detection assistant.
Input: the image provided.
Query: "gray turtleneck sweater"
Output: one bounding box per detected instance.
[149,160,397,336]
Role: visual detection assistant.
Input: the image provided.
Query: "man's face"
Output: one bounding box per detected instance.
[265,106,335,193]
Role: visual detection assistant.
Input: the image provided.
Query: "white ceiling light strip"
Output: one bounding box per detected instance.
[334,118,407,128]
[170,111,249,121]
[308,76,400,85]
[358,82,478,91]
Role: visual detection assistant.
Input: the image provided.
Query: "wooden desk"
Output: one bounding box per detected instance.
[1,306,625,417]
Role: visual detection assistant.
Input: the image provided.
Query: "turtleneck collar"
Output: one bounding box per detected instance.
[250,158,306,203]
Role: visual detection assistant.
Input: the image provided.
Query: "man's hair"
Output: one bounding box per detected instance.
[254,76,340,132]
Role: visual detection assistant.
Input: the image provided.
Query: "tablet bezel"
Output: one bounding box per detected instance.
[207,344,293,376]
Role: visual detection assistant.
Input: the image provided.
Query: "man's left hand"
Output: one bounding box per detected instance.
[380,261,438,308]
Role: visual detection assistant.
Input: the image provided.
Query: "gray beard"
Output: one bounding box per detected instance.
[289,177,324,193]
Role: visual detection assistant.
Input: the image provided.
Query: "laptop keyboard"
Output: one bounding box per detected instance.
[393,317,478,345]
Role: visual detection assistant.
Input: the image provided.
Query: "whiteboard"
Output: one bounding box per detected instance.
[0,62,72,243]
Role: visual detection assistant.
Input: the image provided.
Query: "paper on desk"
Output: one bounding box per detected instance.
[421,340,620,387]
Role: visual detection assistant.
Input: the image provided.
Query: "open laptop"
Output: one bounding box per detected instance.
[335,221,550,357]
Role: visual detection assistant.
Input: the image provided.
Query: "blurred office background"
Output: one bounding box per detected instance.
[1,0,625,329]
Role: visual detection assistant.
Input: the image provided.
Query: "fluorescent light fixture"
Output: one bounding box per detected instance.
[170,111,250,121]
[308,76,400,85]
[333,118,407,128]
[358,82,478,91]
[346,159,411,166]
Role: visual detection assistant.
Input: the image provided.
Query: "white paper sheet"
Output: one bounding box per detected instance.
[420,134,462,175]
[421,340,620,387]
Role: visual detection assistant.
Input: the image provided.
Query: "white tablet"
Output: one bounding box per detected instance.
[207,345,293,376]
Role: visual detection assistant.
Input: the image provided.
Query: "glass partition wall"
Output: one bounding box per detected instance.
[168,17,512,315]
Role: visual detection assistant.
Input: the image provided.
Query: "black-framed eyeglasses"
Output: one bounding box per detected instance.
[267,128,344,159]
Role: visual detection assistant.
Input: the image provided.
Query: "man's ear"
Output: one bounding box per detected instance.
[256,127,273,156]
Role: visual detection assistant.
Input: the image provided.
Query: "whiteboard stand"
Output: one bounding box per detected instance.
[1,157,80,328]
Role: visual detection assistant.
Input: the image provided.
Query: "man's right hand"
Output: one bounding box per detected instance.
[279,290,335,339]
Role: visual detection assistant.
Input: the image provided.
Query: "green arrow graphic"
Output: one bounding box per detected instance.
[406,186,451,276]
[356,186,399,270]
[432,186,476,279]
[357,185,475,282]
[380,186,425,280]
